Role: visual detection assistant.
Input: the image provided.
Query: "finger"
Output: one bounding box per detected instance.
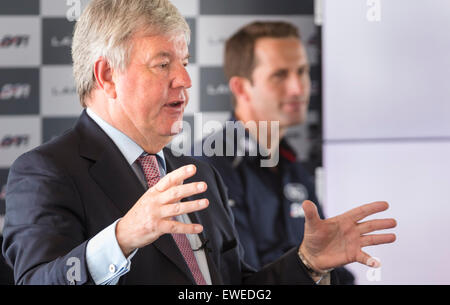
[347,201,389,222]
[159,219,203,235]
[358,218,397,235]
[367,257,381,268]
[157,181,207,205]
[302,200,321,227]
[356,251,381,268]
[154,165,197,193]
[159,199,209,218]
[360,233,397,247]
[357,251,381,268]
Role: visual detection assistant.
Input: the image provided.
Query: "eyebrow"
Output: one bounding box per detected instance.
[272,63,310,72]
[152,52,191,61]
[269,64,310,78]
[295,63,310,70]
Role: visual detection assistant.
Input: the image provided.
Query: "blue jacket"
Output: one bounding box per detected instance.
[195,115,354,284]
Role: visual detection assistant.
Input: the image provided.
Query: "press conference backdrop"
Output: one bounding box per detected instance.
[0,0,320,284]
[322,0,450,284]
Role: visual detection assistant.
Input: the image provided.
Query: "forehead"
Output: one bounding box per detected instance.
[253,37,308,69]
[130,31,189,59]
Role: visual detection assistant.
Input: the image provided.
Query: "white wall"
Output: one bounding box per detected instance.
[322,0,450,284]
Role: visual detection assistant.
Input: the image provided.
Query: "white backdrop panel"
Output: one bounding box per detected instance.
[323,141,450,284]
[323,0,450,140]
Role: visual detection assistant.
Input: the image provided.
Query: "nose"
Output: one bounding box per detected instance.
[287,74,309,97]
[172,64,192,89]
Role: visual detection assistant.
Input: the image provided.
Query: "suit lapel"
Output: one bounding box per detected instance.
[76,111,144,215]
[152,235,196,284]
[164,148,223,284]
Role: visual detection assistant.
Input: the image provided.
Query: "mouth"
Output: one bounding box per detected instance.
[163,100,185,116]
[284,98,308,107]
[283,101,302,110]
[165,100,184,108]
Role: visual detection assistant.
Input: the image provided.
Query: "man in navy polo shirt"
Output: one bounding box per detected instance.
[195,21,354,284]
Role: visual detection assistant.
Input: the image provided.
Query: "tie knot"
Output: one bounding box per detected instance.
[138,154,161,188]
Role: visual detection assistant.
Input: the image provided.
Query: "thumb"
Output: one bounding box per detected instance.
[302,200,321,227]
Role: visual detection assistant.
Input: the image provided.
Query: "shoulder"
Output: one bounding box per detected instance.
[10,127,80,175]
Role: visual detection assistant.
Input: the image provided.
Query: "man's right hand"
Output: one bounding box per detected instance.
[116,164,209,257]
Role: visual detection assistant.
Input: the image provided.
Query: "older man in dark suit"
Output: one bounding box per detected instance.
[2,0,396,285]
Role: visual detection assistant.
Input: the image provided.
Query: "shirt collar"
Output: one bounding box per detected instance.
[86,108,166,172]
[228,112,297,163]
[227,113,271,158]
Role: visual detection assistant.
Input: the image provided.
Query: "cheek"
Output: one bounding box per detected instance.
[136,81,167,110]
[303,77,311,96]
[116,72,142,101]
[251,88,281,117]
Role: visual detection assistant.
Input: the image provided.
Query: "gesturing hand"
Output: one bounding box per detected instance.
[116,164,209,257]
[299,200,397,272]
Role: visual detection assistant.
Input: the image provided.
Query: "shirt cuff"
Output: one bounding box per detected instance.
[86,218,138,285]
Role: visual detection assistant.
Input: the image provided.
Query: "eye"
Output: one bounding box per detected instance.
[273,70,288,80]
[298,66,310,76]
[158,62,169,69]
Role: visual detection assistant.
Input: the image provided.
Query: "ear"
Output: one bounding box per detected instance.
[229,76,252,105]
[93,57,117,100]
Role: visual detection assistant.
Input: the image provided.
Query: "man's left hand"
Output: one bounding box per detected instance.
[299,200,397,272]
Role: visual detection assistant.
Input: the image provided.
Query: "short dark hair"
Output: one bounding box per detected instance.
[224,21,301,107]
[224,21,301,82]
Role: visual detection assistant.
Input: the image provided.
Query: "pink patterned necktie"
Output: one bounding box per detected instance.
[138,154,207,285]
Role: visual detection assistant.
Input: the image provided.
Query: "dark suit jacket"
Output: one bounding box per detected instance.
[2,110,334,285]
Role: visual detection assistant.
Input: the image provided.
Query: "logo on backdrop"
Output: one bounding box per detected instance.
[0,135,29,148]
[0,83,31,100]
[206,84,230,96]
[0,68,39,114]
[51,35,72,48]
[51,85,77,97]
[43,18,75,64]
[200,67,232,112]
[0,35,30,48]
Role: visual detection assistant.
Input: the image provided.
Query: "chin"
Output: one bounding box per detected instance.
[281,116,306,128]
[163,120,184,136]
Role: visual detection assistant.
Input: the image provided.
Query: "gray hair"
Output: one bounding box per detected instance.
[72,0,190,107]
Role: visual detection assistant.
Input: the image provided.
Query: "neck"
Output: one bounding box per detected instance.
[88,101,170,154]
[234,106,285,153]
